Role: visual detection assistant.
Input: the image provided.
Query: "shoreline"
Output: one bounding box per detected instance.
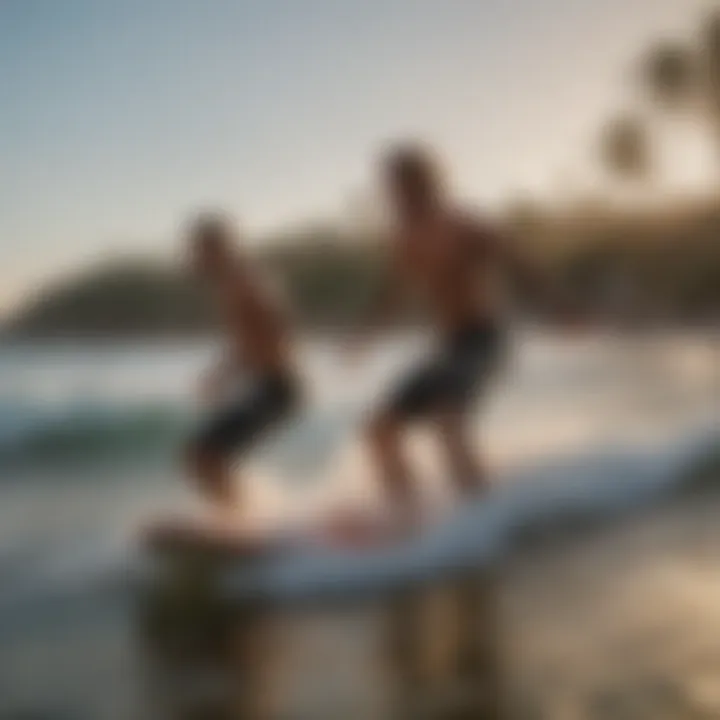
[1,321,718,348]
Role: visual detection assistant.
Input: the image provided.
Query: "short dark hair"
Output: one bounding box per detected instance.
[383,142,441,188]
[187,211,234,248]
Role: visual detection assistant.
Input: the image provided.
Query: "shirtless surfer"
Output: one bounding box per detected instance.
[347,143,554,530]
[184,212,300,514]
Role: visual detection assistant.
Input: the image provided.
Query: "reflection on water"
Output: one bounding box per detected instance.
[135,486,720,719]
[137,560,275,719]
[382,574,502,720]
[1,486,719,718]
[137,562,503,719]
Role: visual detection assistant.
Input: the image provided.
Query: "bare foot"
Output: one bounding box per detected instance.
[319,500,424,549]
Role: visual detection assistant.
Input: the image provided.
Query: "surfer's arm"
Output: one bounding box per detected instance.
[349,249,406,352]
[495,231,544,301]
[199,350,241,403]
[200,290,253,401]
[467,218,571,323]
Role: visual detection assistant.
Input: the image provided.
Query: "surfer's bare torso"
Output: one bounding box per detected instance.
[392,208,505,334]
[213,264,292,378]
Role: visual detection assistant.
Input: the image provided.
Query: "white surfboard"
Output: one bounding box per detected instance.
[140,504,411,561]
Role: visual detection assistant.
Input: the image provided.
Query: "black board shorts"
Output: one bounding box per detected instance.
[191,372,299,457]
[386,320,504,420]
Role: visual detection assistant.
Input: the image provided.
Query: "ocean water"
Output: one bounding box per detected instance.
[0,331,717,718]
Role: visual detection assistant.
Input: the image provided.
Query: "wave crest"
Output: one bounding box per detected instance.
[0,402,189,469]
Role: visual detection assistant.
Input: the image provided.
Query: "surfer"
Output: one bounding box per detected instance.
[184,212,300,513]
[347,143,554,528]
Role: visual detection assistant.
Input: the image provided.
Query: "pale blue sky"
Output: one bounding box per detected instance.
[0,0,711,310]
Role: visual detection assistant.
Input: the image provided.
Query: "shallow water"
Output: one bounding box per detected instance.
[3,489,719,719]
[0,331,717,718]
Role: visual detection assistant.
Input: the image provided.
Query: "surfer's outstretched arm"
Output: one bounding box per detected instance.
[199,350,239,403]
[363,266,405,335]
[345,247,406,359]
[466,218,575,325]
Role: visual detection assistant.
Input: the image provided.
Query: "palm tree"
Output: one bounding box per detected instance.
[601,11,720,184]
[600,115,652,180]
[643,41,697,108]
[642,11,720,158]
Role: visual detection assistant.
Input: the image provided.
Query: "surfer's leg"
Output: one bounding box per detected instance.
[366,411,416,509]
[367,360,443,519]
[432,322,504,497]
[187,373,299,510]
[436,409,487,495]
[185,444,236,508]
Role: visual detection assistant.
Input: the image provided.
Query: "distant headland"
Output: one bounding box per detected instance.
[3,200,719,340]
